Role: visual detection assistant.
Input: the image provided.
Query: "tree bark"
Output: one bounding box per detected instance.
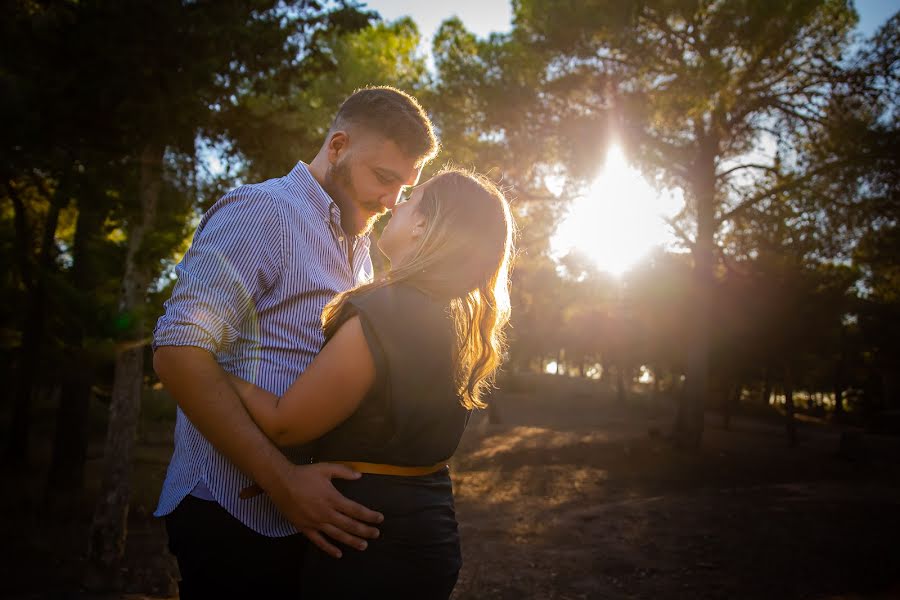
[616,364,627,404]
[677,133,717,448]
[761,367,772,408]
[46,376,93,497]
[833,383,844,419]
[784,370,798,447]
[85,145,162,590]
[46,200,106,497]
[5,179,65,466]
[487,398,502,424]
[723,382,741,431]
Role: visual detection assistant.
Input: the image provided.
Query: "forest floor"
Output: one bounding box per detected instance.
[3,374,899,599]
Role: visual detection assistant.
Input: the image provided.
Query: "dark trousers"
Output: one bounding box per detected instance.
[165,495,308,599]
[300,472,462,599]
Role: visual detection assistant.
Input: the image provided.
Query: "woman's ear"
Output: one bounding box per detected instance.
[411,214,428,242]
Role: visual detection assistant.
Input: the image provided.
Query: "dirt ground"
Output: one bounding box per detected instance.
[4,375,900,599]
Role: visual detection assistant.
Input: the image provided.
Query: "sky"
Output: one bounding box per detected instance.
[856,0,900,35]
[363,0,898,46]
[360,1,899,276]
[361,0,513,41]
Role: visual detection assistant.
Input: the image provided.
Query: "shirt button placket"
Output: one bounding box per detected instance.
[329,206,352,278]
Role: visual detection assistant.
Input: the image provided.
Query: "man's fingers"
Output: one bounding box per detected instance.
[302,528,342,559]
[238,483,264,499]
[320,523,369,552]
[322,463,362,481]
[329,510,381,540]
[336,496,384,525]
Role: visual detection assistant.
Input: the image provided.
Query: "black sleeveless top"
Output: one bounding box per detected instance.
[311,283,470,466]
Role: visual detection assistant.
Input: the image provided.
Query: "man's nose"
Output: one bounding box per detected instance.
[379,190,401,210]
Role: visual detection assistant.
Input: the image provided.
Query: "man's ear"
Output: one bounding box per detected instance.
[327,131,350,165]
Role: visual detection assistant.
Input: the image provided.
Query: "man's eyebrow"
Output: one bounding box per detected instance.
[373,166,403,181]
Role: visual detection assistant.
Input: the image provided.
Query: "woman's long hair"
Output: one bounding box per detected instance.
[321,168,515,410]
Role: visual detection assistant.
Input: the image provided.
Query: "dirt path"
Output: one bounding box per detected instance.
[3,383,899,599]
[448,392,900,599]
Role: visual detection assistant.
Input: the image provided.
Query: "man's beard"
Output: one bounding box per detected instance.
[324,159,385,237]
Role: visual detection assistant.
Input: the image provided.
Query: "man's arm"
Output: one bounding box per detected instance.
[229,316,375,447]
[154,345,382,557]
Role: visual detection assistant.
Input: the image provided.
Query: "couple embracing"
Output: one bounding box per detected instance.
[152,86,515,599]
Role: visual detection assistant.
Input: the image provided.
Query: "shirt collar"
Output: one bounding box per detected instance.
[288,160,338,223]
[289,161,374,250]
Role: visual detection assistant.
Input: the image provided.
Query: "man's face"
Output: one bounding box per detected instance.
[324,129,422,236]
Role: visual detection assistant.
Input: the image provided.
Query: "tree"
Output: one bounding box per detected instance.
[0,0,381,587]
[0,0,82,466]
[799,13,900,415]
[494,0,860,446]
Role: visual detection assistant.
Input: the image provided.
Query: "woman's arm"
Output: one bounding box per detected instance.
[229,315,376,447]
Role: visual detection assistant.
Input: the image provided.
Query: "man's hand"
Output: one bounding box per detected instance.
[153,346,382,559]
[264,462,383,558]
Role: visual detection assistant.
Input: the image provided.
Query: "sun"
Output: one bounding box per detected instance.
[551,145,684,276]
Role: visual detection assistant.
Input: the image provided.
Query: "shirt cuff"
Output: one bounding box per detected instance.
[152,320,221,354]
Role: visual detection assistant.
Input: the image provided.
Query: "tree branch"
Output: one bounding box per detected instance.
[5,181,35,292]
[665,216,696,250]
[716,158,852,225]
[716,163,779,181]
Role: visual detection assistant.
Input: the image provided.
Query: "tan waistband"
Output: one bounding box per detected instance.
[329,460,448,477]
[238,460,448,500]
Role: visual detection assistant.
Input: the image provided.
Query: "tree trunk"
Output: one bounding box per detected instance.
[723,382,740,431]
[487,399,502,424]
[884,367,898,410]
[761,367,772,408]
[46,377,93,497]
[784,370,798,447]
[47,201,106,497]
[7,301,42,466]
[677,134,717,449]
[5,179,65,466]
[616,363,627,403]
[833,382,844,420]
[85,145,162,590]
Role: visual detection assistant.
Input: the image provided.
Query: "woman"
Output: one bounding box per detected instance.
[227,168,514,598]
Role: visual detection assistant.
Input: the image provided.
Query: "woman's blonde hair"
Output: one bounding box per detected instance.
[322,168,515,410]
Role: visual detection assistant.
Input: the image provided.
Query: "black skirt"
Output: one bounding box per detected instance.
[301,469,461,599]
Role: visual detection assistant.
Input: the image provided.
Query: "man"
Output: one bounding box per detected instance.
[152,86,439,598]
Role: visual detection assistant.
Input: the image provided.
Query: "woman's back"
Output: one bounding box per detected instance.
[313,282,468,465]
[302,283,469,598]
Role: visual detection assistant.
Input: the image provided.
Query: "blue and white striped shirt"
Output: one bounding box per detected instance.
[152,161,373,536]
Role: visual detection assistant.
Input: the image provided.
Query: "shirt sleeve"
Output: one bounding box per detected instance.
[152,187,286,355]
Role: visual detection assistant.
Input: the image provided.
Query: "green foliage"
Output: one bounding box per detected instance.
[428,1,897,422]
[215,14,429,180]
[2,0,898,466]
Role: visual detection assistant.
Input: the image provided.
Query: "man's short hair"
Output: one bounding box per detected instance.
[331,86,439,167]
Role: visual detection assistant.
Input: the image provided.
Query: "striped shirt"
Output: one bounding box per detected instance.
[152,161,373,536]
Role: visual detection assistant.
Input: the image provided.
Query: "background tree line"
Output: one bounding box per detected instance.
[1,0,896,589]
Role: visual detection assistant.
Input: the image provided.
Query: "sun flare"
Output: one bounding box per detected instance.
[551,146,684,276]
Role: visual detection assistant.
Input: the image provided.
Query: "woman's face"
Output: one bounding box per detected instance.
[378,184,427,267]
